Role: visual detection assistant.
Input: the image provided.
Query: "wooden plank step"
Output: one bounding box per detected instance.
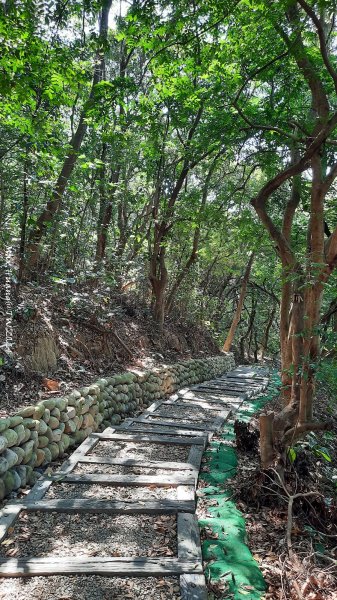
[51,472,196,487]
[164,400,228,412]
[178,513,202,560]
[0,557,203,577]
[208,383,252,391]
[78,455,195,470]
[195,387,245,397]
[144,411,214,423]
[22,498,195,514]
[92,432,205,446]
[180,574,208,600]
[187,446,204,471]
[221,376,264,385]
[130,417,216,432]
[116,424,208,438]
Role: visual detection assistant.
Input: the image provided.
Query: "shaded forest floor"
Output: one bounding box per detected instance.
[231,389,337,600]
[0,280,220,416]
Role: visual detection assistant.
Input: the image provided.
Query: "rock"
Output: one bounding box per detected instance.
[2,429,18,448]
[80,387,90,397]
[17,406,35,418]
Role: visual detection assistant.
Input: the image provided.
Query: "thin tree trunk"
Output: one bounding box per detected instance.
[18,154,29,282]
[25,0,113,272]
[260,307,276,359]
[223,252,255,352]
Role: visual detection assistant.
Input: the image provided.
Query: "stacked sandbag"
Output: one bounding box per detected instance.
[0,353,234,501]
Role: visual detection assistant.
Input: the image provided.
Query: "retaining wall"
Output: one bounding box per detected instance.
[0,353,234,500]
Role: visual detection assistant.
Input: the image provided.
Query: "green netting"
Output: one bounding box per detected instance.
[199,374,280,599]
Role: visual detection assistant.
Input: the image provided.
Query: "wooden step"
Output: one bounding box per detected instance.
[22,498,195,514]
[0,556,203,577]
[51,472,196,487]
[130,417,216,432]
[93,432,206,446]
[78,455,195,470]
[116,425,208,438]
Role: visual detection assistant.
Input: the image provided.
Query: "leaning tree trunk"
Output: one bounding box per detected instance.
[223,252,255,352]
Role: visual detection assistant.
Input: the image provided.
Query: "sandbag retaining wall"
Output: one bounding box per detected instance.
[0,353,234,501]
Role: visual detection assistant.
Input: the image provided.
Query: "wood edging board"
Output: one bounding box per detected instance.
[115,425,208,438]
[128,417,216,432]
[20,498,196,514]
[180,574,208,600]
[0,557,203,577]
[50,472,196,487]
[78,455,195,470]
[92,432,206,446]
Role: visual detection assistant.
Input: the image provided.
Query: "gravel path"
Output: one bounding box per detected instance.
[74,463,174,476]
[46,483,179,501]
[0,512,177,559]
[158,406,221,419]
[0,575,182,600]
[90,441,190,462]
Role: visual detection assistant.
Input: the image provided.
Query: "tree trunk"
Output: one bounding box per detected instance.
[18,155,29,282]
[223,252,255,352]
[25,0,113,273]
[260,307,276,359]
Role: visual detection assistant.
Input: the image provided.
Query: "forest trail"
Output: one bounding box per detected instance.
[0,366,268,600]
